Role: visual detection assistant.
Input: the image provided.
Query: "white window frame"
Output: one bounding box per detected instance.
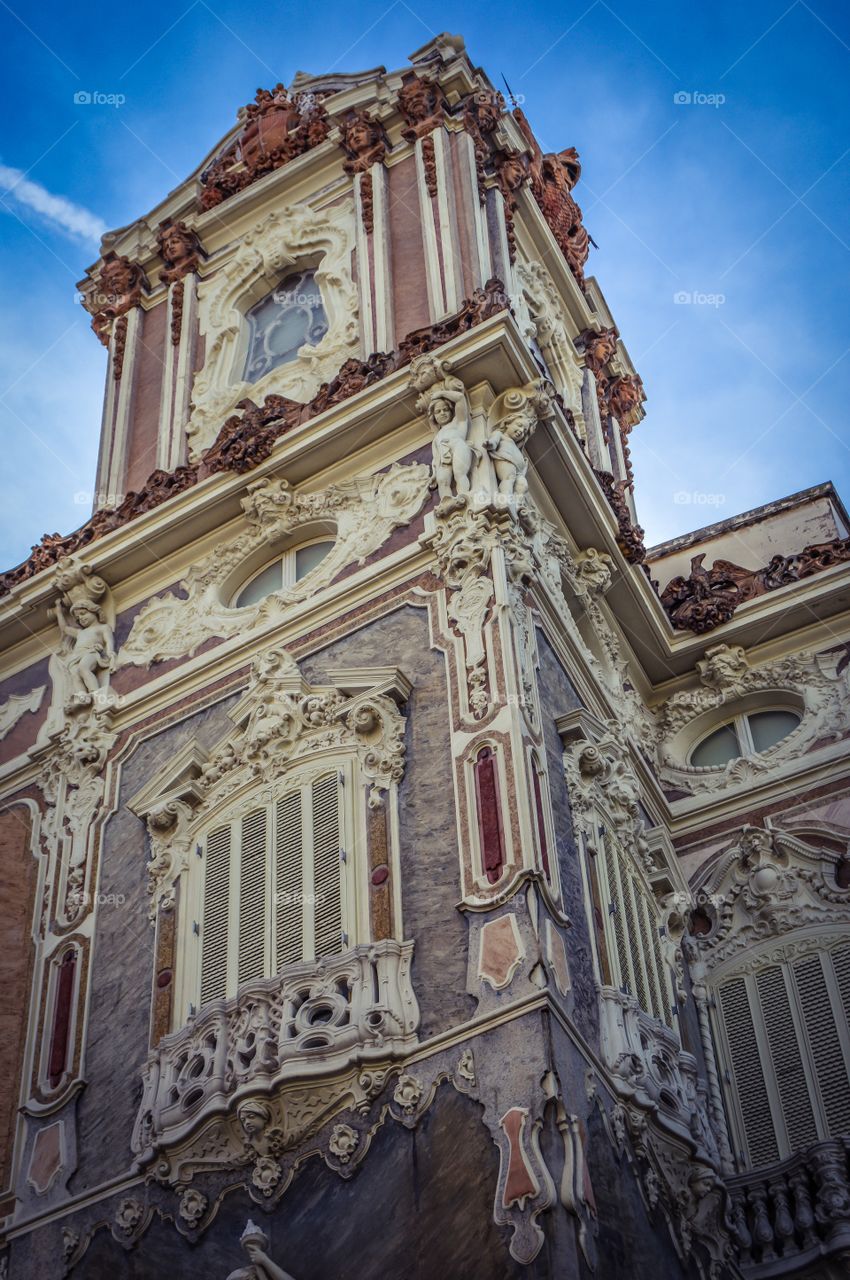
[710,930,850,1169]
[231,535,335,608]
[688,705,801,768]
[174,755,366,1027]
[578,813,673,1030]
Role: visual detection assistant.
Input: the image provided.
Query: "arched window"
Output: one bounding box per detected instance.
[714,937,850,1167]
[689,708,800,768]
[233,539,334,608]
[198,768,350,1006]
[243,270,328,383]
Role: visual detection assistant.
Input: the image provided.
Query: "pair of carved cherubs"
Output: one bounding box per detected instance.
[411,355,552,503]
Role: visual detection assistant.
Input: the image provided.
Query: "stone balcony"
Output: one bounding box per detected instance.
[728,1138,850,1278]
[598,986,718,1161]
[132,940,419,1171]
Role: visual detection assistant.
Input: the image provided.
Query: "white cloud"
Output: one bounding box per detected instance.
[0,163,106,244]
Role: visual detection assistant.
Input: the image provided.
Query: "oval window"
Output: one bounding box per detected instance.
[690,708,800,769]
[234,540,334,608]
[243,270,329,384]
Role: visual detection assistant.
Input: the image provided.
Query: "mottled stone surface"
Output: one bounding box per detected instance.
[71,694,241,1194]
[535,631,599,1047]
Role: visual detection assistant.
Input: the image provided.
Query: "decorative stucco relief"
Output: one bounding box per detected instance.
[0,684,45,739]
[187,202,359,457]
[119,463,430,667]
[514,260,584,415]
[654,642,849,795]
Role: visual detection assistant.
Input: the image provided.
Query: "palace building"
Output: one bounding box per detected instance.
[1,32,850,1280]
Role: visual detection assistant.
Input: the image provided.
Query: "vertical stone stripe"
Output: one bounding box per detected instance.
[474,747,506,884]
[367,796,392,941]
[150,894,177,1047]
[48,950,77,1088]
[0,804,36,1205]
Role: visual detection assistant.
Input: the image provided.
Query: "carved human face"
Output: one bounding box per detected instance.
[71,604,98,626]
[430,397,454,426]
[237,1103,268,1137]
[162,228,190,264]
[347,119,373,153]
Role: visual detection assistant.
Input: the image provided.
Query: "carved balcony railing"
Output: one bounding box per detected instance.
[727,1138,850,1278]
[598,986,719,1163]
[132,940,419,1167]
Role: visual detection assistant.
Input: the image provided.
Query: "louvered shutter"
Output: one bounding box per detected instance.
[603,838,632,996]
[238,808,268,984]
[625,872,651,1016]
[718,977,780,1168]
[794,952,850,1135]
[756,966,818,1150]
[275,790,304,969]
[200,824,232,1004]
[312,773,342,959]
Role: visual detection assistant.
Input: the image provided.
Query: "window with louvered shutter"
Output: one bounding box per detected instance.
[197,769,347,1010]
[715,941,850,1168]
[595,830,672,1027]
[200,824,232,1004]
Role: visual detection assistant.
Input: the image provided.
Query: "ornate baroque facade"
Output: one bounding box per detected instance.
[1,34,849,1280]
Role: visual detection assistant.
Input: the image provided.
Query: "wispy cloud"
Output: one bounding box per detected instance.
[0,163,106,243]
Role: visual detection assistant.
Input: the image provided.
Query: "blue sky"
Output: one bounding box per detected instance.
[1,0,848,569]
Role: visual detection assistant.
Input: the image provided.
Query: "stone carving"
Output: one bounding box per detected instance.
[392,1074,423,1116]
[655,642,848,794]
[156,219,205,284]
[132,941,419,1182]
[689,825,850,967]
[397,74,445,140]
[45,559,114,723]
[225,1220,296,1280]
[119,464,430,667]
[88,252,148,345]
[515,262,584,413]
[462,89,503,199]
[187,202,359,455]
[660,538,850,633]
[564,731,653,873]
[592,468,646,563]
[515,109,590,285]
[178,1186,207,1227]
[328,1123,359,1163]
[493,1105,555,1264]
[0,282,509,598]
[410,355,474,502]
[339,110,386,173]
[145,799,192,920]
[0,684,45,740]
[478,914,525,990]
[576,326,618,377]
[61,1226,79,1263]
[199,84,330,210]
[114,1196,144,1238]
[483,381,554,498]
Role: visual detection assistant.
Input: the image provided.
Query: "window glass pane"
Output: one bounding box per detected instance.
[747,709,799,753]
[243,270,328,383]
[235,560,284,608]
[690,722,741,768]
[295,541,333,581]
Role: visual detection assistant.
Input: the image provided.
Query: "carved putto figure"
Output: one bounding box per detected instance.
[483,381,554,499]
[51,598,113,706]
[410,355,474,502]
[225,1220,296,1280]
[89,252,148,343]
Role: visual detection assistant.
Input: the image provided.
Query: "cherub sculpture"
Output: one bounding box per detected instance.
[410,355,474,501]
[483,381,554,499]
[50,597,114,707]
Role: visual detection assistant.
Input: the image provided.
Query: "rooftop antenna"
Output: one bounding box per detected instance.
[501,74,518,108]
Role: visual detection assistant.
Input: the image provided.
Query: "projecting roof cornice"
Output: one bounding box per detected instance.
[1,313,848,687]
